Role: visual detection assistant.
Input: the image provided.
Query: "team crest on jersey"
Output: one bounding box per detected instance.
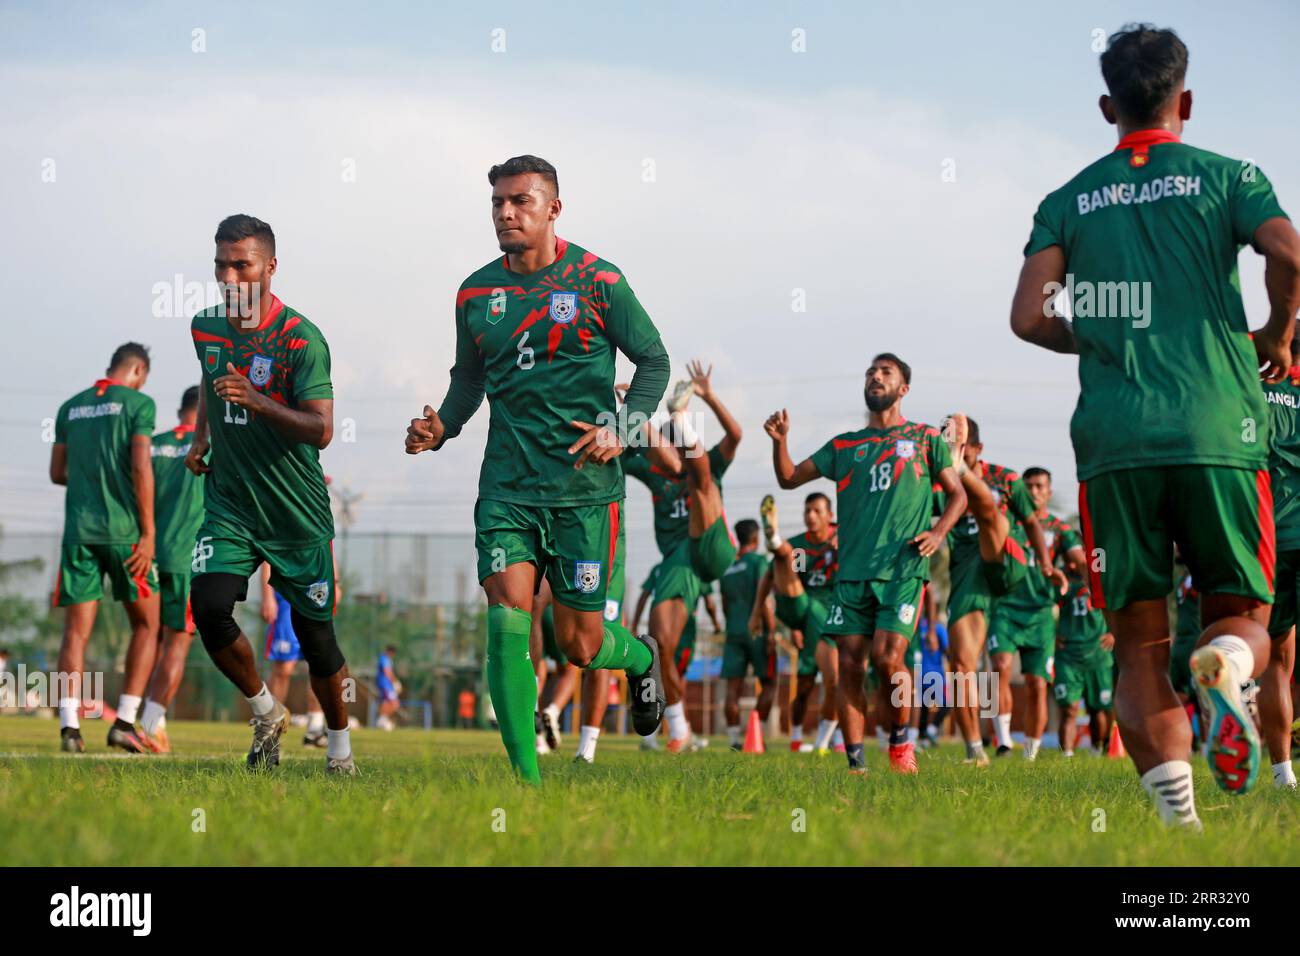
[487,288,508,325]
[249,355,273,387]
[204,346,222,374]
[854,446,870,461]
[898,603,916,626]
[549,292,578,325]
[574,561,601,594]
[896,439,916,460]
[604,599,620,622]
[306,580,330,608]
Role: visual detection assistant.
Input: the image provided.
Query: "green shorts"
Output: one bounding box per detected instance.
[823,578,925,638]
[654,539,704,609]
[191,527,335,622]
[55,541,159,607]
[1079,466,1274,612]
[691,515,737,583]
[988,603,1055,679]
[474,498,621,613]
[1270,547,1300,638]
[947,536,1030,624]
[1054,652,1115,712]
[722,631,775,681]
[673,613,698,674]
[159,568,194,633]
[776,591,833,676]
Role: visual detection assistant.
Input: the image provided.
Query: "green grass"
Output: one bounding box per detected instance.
[2,716,1298,866]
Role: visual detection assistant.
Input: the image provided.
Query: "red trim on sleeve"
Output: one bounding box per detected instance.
[1077,481,1104,609]
[1256,470,1276,595]
[192,330,234,347]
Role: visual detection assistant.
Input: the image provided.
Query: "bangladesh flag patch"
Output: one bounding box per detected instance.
[204,345,222,374]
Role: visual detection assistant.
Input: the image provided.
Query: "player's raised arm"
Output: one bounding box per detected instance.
[765,409,821,489]
[687,360,742,460]
[1010,246,1077,354]
[1251,216,1300,381]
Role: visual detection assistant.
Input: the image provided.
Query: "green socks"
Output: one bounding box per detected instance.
[587,619,652,675]
[486,605,539,785]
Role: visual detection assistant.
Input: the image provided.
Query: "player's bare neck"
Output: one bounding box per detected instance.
[507,236,560,276]
[868,407,903,430]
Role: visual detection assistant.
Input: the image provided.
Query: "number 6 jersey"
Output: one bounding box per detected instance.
[190,295,334,548]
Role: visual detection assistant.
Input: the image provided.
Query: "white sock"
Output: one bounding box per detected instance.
[1140,760,1201,829]
[576,725,600,761]
[140,699,167,735]
[670,411,699,449]
[544,703,560,722]
[995,713,1013,748]
[965,739,985,759]
[156,715,167,732]
[326,728,350,760]
[116,694,142,725]
[907,726,920,744]
[831,727,844,747]
[791,725,803,743]
[1207,634,1256,685]
[59,697,80,730]
[766,530,783,551]
[728,724,742,746]
[1023,737,1040,760]
[666,701,689,740]
[814,719,836,749]
[1063,749,1074,757]
[246,683,276,718]
[307,710,325,733]
[1273,760,1297,789]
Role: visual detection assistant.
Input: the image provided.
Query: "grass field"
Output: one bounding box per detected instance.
[3,716,1298,866]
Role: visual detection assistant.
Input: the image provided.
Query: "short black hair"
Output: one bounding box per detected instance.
[215,214,276,256]
[108,342,150,373]
[805,491,832,511]
[385,644,398,655]
[1100,24,1189,126]
[871,352,911,385]
[487,155,559,195]
[735,519,760,546]
[1023,466,1052,483]
[967,417,981,447]
[180,385,200,412]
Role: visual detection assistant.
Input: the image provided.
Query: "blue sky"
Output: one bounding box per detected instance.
[2,0,1297,593]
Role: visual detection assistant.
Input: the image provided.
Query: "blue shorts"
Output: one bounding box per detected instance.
[377,683,398,702]
[264,594,301,662]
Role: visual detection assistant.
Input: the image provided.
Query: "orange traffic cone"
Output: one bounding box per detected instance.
[1107,724,1126,759]
[743,709,765,754]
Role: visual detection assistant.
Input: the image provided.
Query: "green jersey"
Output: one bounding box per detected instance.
[190,296,335,548]
[786,527,838,599]
[151,423,206,573]
[946,461,1036,566]
[809,420,951,582]
[437,238,670,508]
[55,380,156,545]
[1001,513,1081,612]
[1056,572,1108,665]
[1265,371,1300,551]
[721,549,769,639]
[1024,130,1289,481]
[623,443,731,557]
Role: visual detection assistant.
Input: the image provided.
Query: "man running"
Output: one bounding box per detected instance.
[186,214,356,775]
[1054,569,1114,757]
[766,353,967,775]
[988,466,1078,760]
[50,343,160,754]
[720,519,774,750]
[405,155,670,784]
[754,491,841,754]
[623,359,742,752]
[1012,24,1300,825]
[138,386,206,753]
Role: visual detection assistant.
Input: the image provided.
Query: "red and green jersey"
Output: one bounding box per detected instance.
[55,380,156,545]
[946,461,1036,566]
[190,296,335,548]
[809,420,951,582]
[438,238,668,508]
[720,549,770,639]
[1002,512,1081,612]
[1265,369,1300,551]
[1024,130,1289,481]
[1056,572,1108,665]
[151,423,205,574]
[623,443,731,558]
[787,527,838,599]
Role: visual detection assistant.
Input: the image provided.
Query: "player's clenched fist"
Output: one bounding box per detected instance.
[406,405,445,454]
[214,362,263,411]
[764,409,790,441]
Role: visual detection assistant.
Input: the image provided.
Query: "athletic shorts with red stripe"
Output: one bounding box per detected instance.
[55,541,159,607]
[1078,466,1274,612]
[473,498,622,613]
